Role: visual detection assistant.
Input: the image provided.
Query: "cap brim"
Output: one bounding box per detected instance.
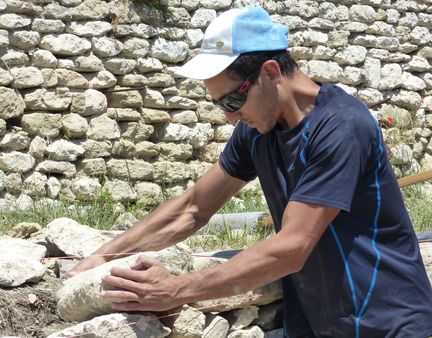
[175,53,239,80]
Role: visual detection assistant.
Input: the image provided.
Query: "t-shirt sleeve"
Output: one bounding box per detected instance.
[290,106,379,212]
[219,123,258,182]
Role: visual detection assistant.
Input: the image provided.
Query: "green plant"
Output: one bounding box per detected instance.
[401,184,432,234]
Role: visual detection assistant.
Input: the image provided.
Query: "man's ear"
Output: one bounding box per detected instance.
[261,60,281,83]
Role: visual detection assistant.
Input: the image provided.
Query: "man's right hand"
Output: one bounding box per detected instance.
[66,254,108,278]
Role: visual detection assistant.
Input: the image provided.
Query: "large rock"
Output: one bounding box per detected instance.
[0,87,25,119]
[0,151,35,173]
[45,217,122,257]
[39,33,92,56]
[0,238,47,287]
[47,312,171,338]
[56,245,192,321]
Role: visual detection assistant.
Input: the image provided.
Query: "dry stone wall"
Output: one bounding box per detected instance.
[0,0,432,208]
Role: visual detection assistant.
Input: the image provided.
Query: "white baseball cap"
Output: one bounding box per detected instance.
[175,6,289,80]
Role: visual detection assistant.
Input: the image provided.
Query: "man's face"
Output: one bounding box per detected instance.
[205,69,279,134]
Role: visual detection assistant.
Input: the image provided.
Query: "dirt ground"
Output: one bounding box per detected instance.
[0,271,75,337]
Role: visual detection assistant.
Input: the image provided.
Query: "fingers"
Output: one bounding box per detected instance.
[103,273,145,294]
[131,255,162,270]
[101,290,140,303]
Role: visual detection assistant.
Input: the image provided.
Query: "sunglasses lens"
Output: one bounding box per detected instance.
[218,94,246,113]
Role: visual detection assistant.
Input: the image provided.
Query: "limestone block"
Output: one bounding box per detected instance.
[82,140,112,158]
[404,55,431,72]
[0,13,31,29]
[144,88,166,108]
[47,313,171,338]
[334,46,367,65]
[167,305,206,338]
[70,0,110,20]
[198,142,226,163]
[117,74,147,87]
[135,141,159,158]
[9,30,40,50]
[378,63,402,90]
[366,21,394,36]
[47,176,61,199]
[197,102,226,124]
[41,69,58,87]
[227,325,265,338]
[159,142,193,161]
[62,113,88,138]
[36,160,77,178]
[1,49,29,67]
[119,121,154,142]
[43,3,71,20]
[389,144,413,165]
[72,54,104,72]
[349,5,376,23]
[105,179,137,201]
[71,89,106,116]
[410,26,431,45]
[0,87,25,119]
[46,139,85,161]
[327,30,349,48]
[106,87,143,108]
[343,66,364,86]
[302,29,328,46]
[0,151,35,173]
[134,181,163,205]
[4,172,22,193]
[357,88,383,107]
[29,136,47,159]
[22,172,47,197]
[111,212,139,231]
[189,161,212,181]
[40,33,91,56]
[152,161,191,184]
[56,246,192,321]
[104,58,137,75]
[0,131,30,151]
[225,306,259,331]
[141,108,170,124]
[87,70,117,89]
[0,28,7,47]
[154,123,191,142]
[171,110,198,124]
[0,68,12,86]
[307,60,344,83]
[185,28,204,48]
[91,36,123,57]
[6,222,41,239]
[66,21,112,36]
[203,314,230,338]
[107,159,153,180]
[0,238,46,287]
[111,139,136,158]
[24,88,72,111]
[31,18,65,32]
[187,123,213,149]
[166,96,197,109]
[151,38,188,63]
[114,23,157,39]
[146,73,175,88]
[121,37,150,58]
[191,8,217,28]
[389,90,422,110]
[56,69,88,88]
[137,57,163,73]
[22,112,62,138]
[87,115,120,141]
[69,176,101,199]
[79,158,107,177]
[308,18,334,30]
[0,119,5,137]
[378,104,412,130]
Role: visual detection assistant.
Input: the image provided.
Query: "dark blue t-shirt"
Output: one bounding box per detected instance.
[219,83,432,338]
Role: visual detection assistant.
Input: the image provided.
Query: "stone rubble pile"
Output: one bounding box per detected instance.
[0,0,432,210]
[0,216,431,337]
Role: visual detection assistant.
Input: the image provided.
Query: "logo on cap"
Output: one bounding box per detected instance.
[216,40,224,48]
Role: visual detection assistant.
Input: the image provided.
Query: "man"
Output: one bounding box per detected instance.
[68,6,432,337]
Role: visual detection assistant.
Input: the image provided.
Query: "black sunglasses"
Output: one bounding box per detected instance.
[212,68,260,113]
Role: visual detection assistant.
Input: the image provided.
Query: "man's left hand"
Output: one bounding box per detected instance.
[101,255,181,312]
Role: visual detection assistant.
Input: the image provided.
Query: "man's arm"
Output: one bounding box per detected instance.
[67,162,246,277]
[101,200,340,311]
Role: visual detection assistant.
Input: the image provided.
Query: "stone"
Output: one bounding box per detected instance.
[137,57,163,73]
[357,88,383,107]
[46,313,171,338]
[106,87,143,108]
[66,21,112,36]
[0,238,46,287]
[254,301,283,331]
[0,68,13,86]
[141,108,170,124]
[23,88,72,111]
[0,131,30,151]
[79,158,106,177]
[41,69,58,87]
[73,54,104,72]
[307,60,344,82]
[45,217,120,257]
[56,69,88,88]
[46,140,85,161]
[343,66,364,85]
[134,181,163,205]
[146,73,175,88]
[335,46,367,65]
[104,179,137,201]
[171,110,198,124]
[349,5,376,23]
[71,89,107,116]
[40,33,92,56]
[227,325,265,338]
[7,222,42,239]
[389,144,413,165]
[198,142,226,163]
[31,18,65,32]
[404,55,431,72]
[9,30,40,50]
[379,63,402,90]
[87,70,117,89]
[119,121,154,142]
[87,114,121,141]
[47,176,61,199]
[189,123,214,149]
[191,8,217,28]
[144,88,165,108]
[151,38,188,63]
[104,58,137,75]
[117,74,147,87]
[36,160,77,178]
[410,26,431,45]
[0,119,5,136]
[1,49,29,67]
[154,123,191,142]
[21,112,62,138]
[168,305,206,338]
[111,212,138,231]
[197,102,226,124]
[107,159,152,181]
[189,161,213,181]
[22,172,47,197]
[70,0,110,20]
[121,37,150,58]
[4,172,22,193]
[29,136,47,159]
[111,139,136,158]
[91,36,123,57]
[225,306,259,331]
[56,246,192,321]
[135,141,159,159]
[0,151,35,173]
[62,113,88,138]
[159,142,193,161]
[0,87,25,119]
[152,161,190,184]
[0,13,31,29]
[185,28,204,48]
[43,3,71,20]
[378,104,412,130]
[69,176,101,199]
[389,90,422,110]
[202,314,230,338]
[106,108,141,122]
